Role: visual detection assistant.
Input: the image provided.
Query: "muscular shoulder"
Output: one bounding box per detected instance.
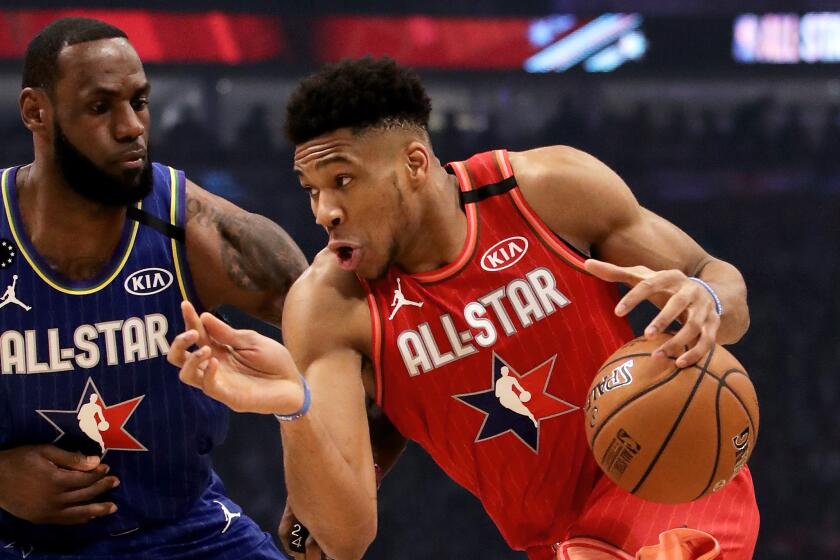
[282,250,371,368]
[508,146,639,251]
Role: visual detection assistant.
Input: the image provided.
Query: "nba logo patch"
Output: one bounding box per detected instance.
[453,353,578,453]
[37,377,147,456]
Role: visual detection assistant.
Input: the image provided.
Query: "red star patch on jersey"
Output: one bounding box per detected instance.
[37,377,147,456]
[453,353,579,453]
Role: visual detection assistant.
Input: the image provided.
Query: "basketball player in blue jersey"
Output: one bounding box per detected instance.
[0,18,305,559]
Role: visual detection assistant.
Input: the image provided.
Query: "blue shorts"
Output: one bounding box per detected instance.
[0,473,289,560]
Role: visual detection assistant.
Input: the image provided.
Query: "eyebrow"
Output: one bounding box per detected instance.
[315,154,354,169]
[294,153,355,176]
[85,82,151,98]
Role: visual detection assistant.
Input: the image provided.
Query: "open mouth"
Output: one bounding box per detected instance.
[337,246,354,262]
[328,240,363,271]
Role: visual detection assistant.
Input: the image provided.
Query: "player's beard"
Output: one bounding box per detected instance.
[53,122,153,207]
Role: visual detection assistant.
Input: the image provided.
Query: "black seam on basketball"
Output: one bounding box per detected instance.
[630,345,717,495]
[588,365,690,448]
[720,385,757,441]
[717,369,757,436]
[697,380,725,500]
[702,367,746,382]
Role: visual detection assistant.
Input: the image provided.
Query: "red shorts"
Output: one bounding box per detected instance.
[527,468,759,560]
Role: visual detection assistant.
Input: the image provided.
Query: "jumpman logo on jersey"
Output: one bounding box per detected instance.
[213,500,241,534]
[37,378,147,456]
[388,277,423,320]
[453,353,579,453]
[0,275,31,311]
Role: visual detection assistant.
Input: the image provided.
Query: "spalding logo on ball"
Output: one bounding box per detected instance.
[584,333,759,503]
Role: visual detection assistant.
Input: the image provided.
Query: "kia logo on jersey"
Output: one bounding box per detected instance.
[481,236,529,272]
[124,268,174,296]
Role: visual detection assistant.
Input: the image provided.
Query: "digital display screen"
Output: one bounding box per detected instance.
[734,13,840,64]
[0,9,287,64]
[1,8,836,73]
[313,14,648,73]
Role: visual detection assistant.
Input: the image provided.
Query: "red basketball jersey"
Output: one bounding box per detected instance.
[360,150,635,551]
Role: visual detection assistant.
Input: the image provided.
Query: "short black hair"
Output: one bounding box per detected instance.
[22,17,128,91]
[284,57,432,145]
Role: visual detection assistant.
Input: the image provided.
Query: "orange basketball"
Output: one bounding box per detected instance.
[583,333,759,503]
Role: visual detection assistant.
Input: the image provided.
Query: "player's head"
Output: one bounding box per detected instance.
[286,57,434,279]
[89,394,98,403]
[500,366,510,377]
[21,17,152,206]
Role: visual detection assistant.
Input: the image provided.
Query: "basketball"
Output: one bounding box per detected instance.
[98,421,110,432]
[583,333,759,503]
[519,391,531,403]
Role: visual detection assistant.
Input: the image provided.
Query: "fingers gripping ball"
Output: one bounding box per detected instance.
[583,333,759,503]
[98,421,110,432]
[519,391,531,403]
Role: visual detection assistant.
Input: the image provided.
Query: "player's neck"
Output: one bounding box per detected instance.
[15,161,128,280]
[396,169,467,274]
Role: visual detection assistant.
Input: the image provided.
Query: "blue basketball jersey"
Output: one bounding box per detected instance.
[0,163,229,543]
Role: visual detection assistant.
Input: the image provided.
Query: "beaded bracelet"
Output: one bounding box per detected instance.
[688,277,723,316]
[273,374,311,422]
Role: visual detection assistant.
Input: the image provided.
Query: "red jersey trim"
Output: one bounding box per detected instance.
[495,150,589,272]
[493,149,511,179]
[358,276,385,405]
[410,160,479,284]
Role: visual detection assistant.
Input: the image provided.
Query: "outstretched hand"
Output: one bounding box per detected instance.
[584,259,721,368]
[168,301,305,415]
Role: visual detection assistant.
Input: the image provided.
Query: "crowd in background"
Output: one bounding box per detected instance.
[1,86,835,559]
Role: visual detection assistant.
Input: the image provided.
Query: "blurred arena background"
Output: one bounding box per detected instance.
[3,1,839,558]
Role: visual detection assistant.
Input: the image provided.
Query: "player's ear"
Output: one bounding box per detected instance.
[20,87,50,134]
[405,141,430,189]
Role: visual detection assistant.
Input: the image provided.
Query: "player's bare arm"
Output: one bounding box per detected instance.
[184,180,307,325]
[278,252,378,559]
[278,398,406,559]
[168,250,377,560]
[511,146,749,367]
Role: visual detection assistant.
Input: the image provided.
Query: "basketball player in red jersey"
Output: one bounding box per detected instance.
[169,58,759,560]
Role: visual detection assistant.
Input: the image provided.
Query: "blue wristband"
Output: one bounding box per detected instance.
[688,277,723,316]
[273,374,311,422]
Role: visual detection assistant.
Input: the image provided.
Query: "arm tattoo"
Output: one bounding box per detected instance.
[186,197,306,295]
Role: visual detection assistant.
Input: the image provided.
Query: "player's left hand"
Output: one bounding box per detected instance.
[584,259,720,368]
[168,301,305,415]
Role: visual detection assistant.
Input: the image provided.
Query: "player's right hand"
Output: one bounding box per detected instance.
[0,444,118,525]
[168,301,306,416]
